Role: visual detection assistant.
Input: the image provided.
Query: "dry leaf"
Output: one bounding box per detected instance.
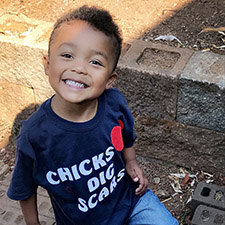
[155,35,183,45]
[201,48,211,52]
[200,27,225,33]
[211,44,225,49]
[171,182,182,193]
[181,173,189,186]
[219,31,225,36]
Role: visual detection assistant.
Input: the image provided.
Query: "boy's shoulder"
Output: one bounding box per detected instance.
[104,88,126,103]
[103,88,130,114]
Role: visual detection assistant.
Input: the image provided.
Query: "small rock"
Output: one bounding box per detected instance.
[0,148,6,153]
[153,177,161,184]
[155,189,169,198]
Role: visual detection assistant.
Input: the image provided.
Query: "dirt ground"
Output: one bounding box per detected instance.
[0,0,225,224]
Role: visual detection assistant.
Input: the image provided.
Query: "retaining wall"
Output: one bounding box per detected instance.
[0,14,224,173]
[116,39,225,174]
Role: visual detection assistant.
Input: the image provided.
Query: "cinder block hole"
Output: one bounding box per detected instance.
[136,48,180,69]
[214,214,225,225]
[201,187,211,197]
[200,210,210,222]
[214,190,224,201]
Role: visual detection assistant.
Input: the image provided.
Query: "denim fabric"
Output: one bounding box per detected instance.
[126,189,179,225]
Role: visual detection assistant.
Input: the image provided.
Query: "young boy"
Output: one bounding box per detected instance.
[7,5,178,225]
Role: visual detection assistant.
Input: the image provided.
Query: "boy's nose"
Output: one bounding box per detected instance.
[70,60,87,75]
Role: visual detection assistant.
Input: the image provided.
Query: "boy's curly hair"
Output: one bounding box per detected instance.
[49,5,122,71]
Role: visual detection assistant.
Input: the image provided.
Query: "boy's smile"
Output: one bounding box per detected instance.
[43,20,117,120]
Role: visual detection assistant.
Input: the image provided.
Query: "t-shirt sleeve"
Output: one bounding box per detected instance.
[7,134,38,200]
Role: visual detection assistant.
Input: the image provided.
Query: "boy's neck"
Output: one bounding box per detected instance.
[51,95,98,123]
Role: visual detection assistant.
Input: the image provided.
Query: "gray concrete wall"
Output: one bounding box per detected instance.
[116,39,225,174]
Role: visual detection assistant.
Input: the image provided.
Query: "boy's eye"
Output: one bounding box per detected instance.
[90,60,103,67]
[61,53,73,59]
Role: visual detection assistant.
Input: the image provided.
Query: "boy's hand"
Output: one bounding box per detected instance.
[126,160,148,196]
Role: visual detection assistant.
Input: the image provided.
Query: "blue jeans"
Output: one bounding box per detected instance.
[126,189,179,225]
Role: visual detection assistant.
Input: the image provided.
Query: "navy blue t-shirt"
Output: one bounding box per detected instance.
[7,88,140,225]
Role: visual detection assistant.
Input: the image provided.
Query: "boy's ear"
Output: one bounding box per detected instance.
[106,72,118,89]
[43,55,50,75]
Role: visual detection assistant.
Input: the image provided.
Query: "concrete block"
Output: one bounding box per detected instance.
[0,15,54,149]
[192,182,225,211]
[116,40,193,120]
[177,52,225,133]
[134,115,225,174]
[0,80,36,148]
[0,14,51,94]
[191,205,225,225]
[0,14,52,48]
[116,66,178,120]
[0,41,48,90]
[179,52,225,89]
[34,88,54,105]
[119,39,194,77]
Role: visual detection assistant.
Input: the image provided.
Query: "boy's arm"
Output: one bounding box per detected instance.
[19,193,40,225]
[122,146,148,196]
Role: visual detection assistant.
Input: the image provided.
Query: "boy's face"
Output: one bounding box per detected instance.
[43,20,117,105]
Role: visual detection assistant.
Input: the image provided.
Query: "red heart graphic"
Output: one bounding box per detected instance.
[111,120,124,151]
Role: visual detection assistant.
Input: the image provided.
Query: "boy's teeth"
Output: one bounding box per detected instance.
[65,80,85,88]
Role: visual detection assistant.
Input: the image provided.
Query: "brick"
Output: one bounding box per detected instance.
[134,115,225,174]
[177,52,225,132]
[192,182,225,211]
[116,39,194,121]
[191,205,225,225]
[115,66,178,120]
[0,80,35,149]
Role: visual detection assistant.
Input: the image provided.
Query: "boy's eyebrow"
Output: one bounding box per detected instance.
[58,42,77,50]
[58,42,109,61]
[90,50,109,61]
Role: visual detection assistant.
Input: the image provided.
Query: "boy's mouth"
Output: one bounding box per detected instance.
[63,79,89,88]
